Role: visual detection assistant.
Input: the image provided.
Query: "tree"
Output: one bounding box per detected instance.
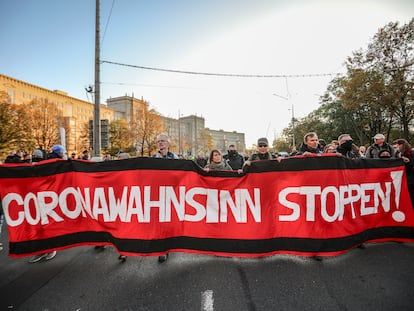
[336,70,391,143]
[272,137,291,152]
[133,102,163,156]
[198,129,215,153]
[0,91,31,157]
[312,76,379,146]
[281,19,414,146]
[26,99,63,151]
[143,109,163,156]
[346,18,414,140]
[78,121,91,153]
[109,119,133,155]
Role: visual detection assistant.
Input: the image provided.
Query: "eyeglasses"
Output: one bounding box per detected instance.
[258,144,268,147]
[157,140,167,143]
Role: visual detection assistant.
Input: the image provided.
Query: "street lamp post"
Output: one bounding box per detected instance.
[290,103,295,147]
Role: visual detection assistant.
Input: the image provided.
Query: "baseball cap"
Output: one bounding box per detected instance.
[257,137,269,145]
[52,144,66,155]
[32,149,44,159]
[373,133,385,140]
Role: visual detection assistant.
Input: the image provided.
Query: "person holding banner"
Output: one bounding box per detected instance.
[0,202,3,251]
[336,134,360,159]
[295,132,323,156]
[28,145,63,263]
[203,149,233,172]
[365,133,395,159]
[243,137,276,167]
[47,144,66,160]
[152,133,179,263]
[393,139,414,209]
[223,144,245,170]
[152,133,179,160]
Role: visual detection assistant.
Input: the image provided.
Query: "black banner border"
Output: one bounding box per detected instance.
[8,226,414,257]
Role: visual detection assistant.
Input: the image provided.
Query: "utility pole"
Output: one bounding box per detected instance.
[273,92,295,147]
[93,0,101,156]
[194,114,197,154]
[178,110,181,155]
[290,103,296,147]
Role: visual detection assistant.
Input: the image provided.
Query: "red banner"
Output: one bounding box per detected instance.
[1,155,414,258]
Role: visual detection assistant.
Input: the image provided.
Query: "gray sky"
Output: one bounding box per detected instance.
[1,0,412,147]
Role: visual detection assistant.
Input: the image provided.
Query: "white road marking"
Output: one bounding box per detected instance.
[201,289,214,311]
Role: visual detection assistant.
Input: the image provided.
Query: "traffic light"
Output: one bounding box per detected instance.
[88,119,110,149]
[89,120,93,149]
[101,119,109,149]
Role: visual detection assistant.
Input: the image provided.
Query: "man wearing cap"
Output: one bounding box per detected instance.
[32,149,45,163]
[365,133,395,159]
[47,144,66,159]
[244,137,276,167]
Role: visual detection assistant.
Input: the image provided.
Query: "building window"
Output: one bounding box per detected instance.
[7,89,15,103]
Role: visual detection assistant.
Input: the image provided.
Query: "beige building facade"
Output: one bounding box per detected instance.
[0,74,114,154]
[208,129,246,153]
[107,95,147,122]
[0,74,245,156]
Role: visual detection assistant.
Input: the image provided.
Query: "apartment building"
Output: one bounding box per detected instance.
[0,74,113,154]
[0,74,245,155]
[107,95,147,122]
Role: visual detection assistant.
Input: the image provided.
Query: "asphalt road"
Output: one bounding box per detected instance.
[1,227,414,311]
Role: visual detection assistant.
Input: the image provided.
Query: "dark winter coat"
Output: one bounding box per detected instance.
[294,143,323,155]
[365,142,395,159]
[224,151,245,170]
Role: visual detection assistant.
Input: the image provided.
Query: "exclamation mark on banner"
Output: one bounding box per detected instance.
[390,170,405,222]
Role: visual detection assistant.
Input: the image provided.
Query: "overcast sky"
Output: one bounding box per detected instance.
[1,0,413,148]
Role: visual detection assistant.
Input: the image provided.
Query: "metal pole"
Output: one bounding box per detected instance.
[194,115,197,154]
[273,92,296,147]
[291,103,296,147]
[93,0,101,156]
[178,110,181,155]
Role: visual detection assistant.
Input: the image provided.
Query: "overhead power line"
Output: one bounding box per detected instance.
[101,0,116,46]
[101,60,339,78]
[101,81,201,90]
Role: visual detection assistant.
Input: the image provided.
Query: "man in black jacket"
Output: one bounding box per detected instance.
[223,144,244,170]
[336,134,360,159]
[4,151,24,163]
[47,144,66,159]
[295,132,323,155]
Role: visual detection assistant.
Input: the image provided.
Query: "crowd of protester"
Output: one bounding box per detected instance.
[2,131,414,180]
[1,131,414,263]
